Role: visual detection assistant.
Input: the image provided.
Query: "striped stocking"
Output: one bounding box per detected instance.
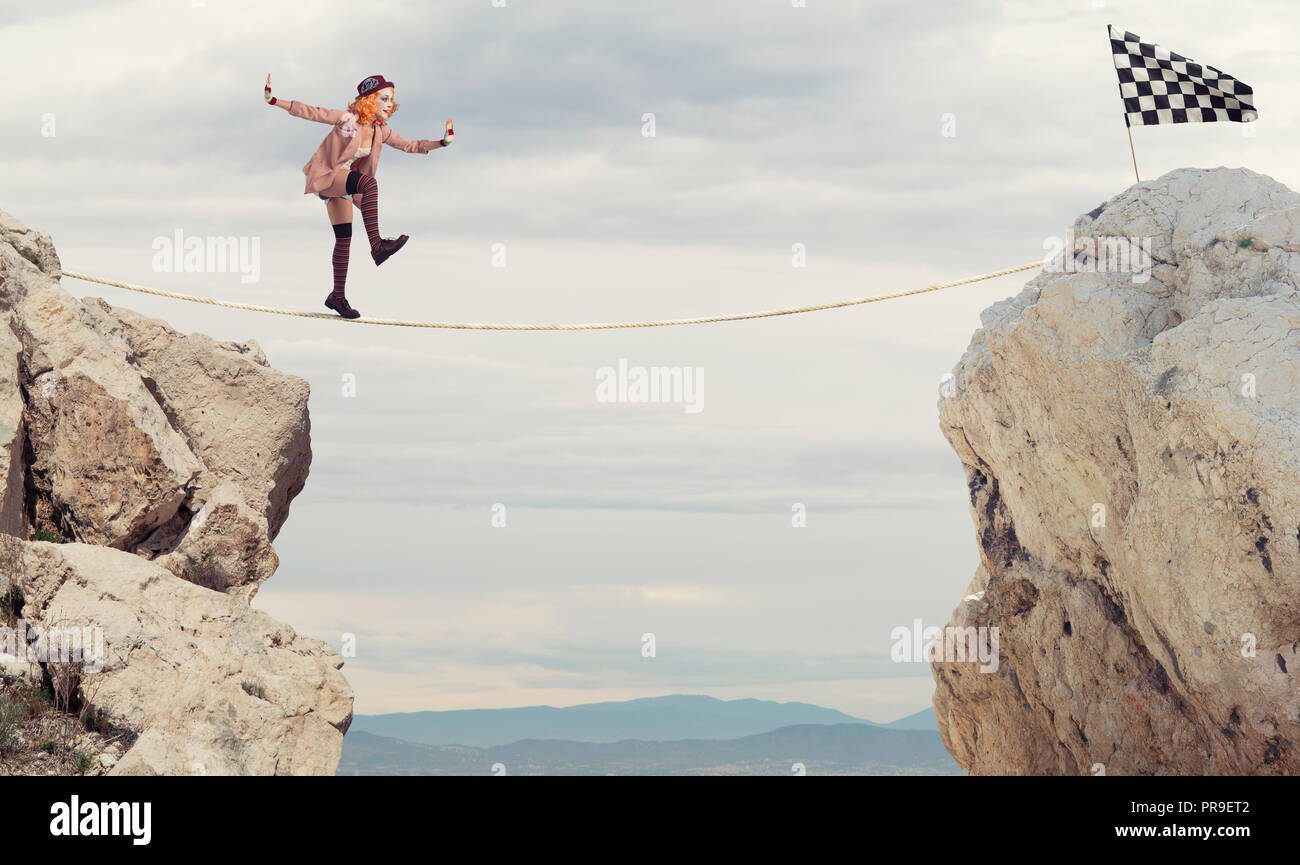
[354,173,383,252]
[329,223,352,298]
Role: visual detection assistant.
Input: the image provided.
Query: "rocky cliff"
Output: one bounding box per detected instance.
[0,208,350,774]
[932,167,1300,775]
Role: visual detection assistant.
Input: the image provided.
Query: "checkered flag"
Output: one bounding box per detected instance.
[1108,25,1257,127]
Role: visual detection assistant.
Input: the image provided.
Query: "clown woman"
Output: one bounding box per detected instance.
[266,73,454,318]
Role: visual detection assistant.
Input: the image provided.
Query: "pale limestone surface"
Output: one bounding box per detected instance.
[0,208,348,774]
[932,167,1300,775]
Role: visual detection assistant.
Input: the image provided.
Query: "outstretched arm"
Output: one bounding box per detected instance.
[384,129,445,153]
[264,74,344,124]
[280,100,346,124]
[384,119,454,153]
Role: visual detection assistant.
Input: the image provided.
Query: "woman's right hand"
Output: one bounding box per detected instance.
[264,74,275,105]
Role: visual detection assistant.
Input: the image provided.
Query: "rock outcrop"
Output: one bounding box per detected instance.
[0,210,309,600]
[0,208,350,774]
[932,167,1300,775]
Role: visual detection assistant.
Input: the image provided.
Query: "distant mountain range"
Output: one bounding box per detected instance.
[883,708,939,731]
[339,723,961,776]
[341,695,954,775]
[350,694,928,748]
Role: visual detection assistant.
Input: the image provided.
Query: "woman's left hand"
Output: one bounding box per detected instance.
[442,118,454,145]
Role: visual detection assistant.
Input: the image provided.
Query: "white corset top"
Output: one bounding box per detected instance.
[344,145,372,169]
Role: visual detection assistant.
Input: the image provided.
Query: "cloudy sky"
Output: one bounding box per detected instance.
[3,0,1296,722]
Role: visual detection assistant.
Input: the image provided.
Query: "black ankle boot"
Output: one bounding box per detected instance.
[325,293,361,319]
[371,235,409,266]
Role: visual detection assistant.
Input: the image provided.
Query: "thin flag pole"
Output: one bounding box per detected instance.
[1126,124,1140,182]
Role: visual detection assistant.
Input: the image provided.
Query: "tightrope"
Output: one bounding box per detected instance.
[58,261,1043,330]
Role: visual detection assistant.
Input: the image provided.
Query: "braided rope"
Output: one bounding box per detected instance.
[58,261,1042,330]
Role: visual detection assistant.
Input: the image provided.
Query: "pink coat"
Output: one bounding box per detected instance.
[277,99,445,196]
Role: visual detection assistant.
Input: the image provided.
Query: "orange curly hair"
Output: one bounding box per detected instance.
[347,87,398,126]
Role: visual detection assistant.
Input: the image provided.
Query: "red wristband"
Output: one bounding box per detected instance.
[269,96,277,105]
